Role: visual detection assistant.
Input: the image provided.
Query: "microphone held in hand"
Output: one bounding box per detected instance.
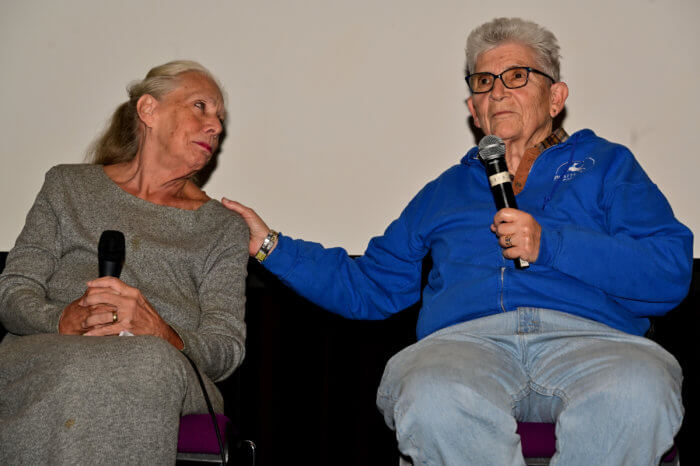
[477,135,529,269]
[98,230,125,278]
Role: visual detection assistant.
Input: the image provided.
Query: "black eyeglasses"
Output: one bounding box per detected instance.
[465,66,555,94]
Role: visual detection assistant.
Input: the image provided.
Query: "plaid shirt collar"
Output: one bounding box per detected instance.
[512,127,569,194]
[535,127,569,153]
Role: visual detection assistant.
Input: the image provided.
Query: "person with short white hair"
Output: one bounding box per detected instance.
[225,17,692,465]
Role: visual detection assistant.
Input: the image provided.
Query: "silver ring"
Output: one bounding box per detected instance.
[112,311,118,323]
[504,236,512,248]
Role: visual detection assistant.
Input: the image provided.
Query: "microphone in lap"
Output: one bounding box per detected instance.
[98,230,125,278]
[477,135,529,270]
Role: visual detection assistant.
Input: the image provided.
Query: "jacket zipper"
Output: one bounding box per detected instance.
[499,266,507,312]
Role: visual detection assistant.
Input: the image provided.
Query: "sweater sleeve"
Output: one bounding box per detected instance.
[262,190,431,320]
[170,215,249,382]
[0,168,65,334]
[537,148,693,315]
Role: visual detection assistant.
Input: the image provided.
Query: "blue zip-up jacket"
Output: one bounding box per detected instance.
[264,129,693,339]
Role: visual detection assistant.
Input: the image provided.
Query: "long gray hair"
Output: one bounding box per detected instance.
[466,18,561,82]
[87,60,222,165]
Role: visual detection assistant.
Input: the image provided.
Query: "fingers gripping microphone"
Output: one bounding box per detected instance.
[477,135,529,269]
[98,230,125,278]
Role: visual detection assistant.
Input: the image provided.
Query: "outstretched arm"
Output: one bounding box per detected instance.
[221,196,429,321]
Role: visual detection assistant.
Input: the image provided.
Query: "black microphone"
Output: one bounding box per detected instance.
[478,135,529,269]
[98,230,125,278]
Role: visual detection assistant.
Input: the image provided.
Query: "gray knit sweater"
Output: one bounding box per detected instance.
[0,164,249,382]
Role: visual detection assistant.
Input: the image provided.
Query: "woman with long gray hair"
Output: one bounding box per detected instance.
[0,60,248,463]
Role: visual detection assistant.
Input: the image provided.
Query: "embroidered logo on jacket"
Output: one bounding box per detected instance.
[553,157,596,182]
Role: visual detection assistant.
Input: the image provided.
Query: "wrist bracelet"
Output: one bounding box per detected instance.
[254,230,279,262]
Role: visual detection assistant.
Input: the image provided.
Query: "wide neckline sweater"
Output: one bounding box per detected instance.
[0,164,249,381]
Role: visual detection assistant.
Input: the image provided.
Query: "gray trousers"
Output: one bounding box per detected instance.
[0,334,222,465]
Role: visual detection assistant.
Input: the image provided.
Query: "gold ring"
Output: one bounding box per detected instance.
[112,311,118,323]
[504,236,512,248]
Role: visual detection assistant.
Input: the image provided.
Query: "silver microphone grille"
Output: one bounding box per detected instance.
[478,135,506,161]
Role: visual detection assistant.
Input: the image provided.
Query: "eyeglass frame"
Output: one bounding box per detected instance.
[465,66,556,94]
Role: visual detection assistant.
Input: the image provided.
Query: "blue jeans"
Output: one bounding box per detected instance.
[376,308,683,466]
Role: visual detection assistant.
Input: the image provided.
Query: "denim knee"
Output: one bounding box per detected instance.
[394,362,514,432]
[385,363,524,465]
[589,349,681,424]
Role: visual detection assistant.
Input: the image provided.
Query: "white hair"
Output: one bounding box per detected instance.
[466,17,561,82]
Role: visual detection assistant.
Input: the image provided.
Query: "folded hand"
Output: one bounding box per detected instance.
[79,277,183,349]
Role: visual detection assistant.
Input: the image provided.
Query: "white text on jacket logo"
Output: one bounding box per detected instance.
[553,157,596,182]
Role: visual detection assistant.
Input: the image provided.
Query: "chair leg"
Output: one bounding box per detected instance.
[231,439,256,466]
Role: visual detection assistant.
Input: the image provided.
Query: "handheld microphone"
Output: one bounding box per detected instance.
[98,230,125,278]
[477,135,529,269]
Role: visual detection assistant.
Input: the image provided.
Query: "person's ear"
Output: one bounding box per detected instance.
[549,82,569,118]
[136,94,158,127]
[467,96,482,129]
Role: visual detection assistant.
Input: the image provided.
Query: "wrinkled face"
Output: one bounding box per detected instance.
[149,72,225,173]
[467,42,562,148]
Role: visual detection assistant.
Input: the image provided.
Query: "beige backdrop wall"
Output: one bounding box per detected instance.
[1,0,698,255]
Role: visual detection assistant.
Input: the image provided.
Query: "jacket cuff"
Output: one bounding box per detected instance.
[537,227,562,268]
[262,234,299,279]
